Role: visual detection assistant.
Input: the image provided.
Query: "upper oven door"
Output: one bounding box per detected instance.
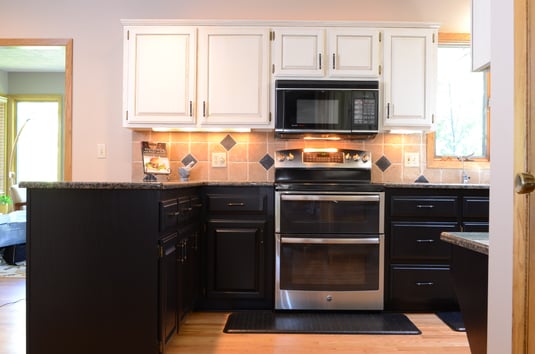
[276,191,384,235]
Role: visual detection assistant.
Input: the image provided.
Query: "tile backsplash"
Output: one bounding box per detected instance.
[131,131,490,184]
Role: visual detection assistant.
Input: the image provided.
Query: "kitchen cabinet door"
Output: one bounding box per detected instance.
[382,28,437,130]
[197,27,271,127]
[326,28,381,78]
[471,0,491,71]
[272,28,380,78]
[123,26,197,127]
[272,28,325,77]
[205,220,267,299]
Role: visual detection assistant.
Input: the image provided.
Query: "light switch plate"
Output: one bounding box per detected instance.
[212,152,227,167]
[404,152,419,167]
[97,143,107,159]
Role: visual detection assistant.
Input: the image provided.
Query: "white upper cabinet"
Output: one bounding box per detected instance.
[272,28,325,77]
[197,27,271,127]
[272,27,380,78]
[382,28,437,130]
[123,26,197,127]
[326,28,381,78]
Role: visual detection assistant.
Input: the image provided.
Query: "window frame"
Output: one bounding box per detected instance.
[6,94,64,187]
[426,33,491,169]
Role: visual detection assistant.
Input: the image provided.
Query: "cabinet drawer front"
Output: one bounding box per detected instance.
[159,199,179,232]
[462,196,489,218]
[206,194,266,213]
[391,196,458,217]
[389,266,457,310]
[391,222,457,261]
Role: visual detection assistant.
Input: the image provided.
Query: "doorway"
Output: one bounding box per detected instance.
[0,38,73,195]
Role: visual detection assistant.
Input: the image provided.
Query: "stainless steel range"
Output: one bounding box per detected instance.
[274,148,385,310]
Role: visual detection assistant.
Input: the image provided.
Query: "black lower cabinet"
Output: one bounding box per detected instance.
[205,220,267,300]
[27,188,161,354]
[385,187,489,311]
[199,186,274,310]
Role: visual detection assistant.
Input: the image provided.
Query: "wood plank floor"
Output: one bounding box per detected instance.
[0,277,470,354]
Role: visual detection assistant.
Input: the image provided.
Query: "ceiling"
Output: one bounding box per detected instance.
[0,46,66,72]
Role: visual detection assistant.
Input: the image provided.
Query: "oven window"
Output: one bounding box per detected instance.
[279,194,381,234]
[279,241,380,291]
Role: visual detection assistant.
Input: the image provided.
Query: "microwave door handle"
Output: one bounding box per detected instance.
[280,237,380,245]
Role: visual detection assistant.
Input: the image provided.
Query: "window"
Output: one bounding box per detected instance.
[7,95,63,188]
[426,33,490,168]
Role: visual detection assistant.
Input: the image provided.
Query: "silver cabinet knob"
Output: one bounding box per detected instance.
[515,172,535,194]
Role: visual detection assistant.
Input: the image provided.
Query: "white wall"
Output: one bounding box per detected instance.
[0,0,470,181]
[488,0,514,352]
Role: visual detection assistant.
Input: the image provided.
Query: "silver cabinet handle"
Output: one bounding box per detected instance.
[202,101,206,117]
[318,53,322,69]
[416,204,435,209]
[227,202,245,207]
[332,53,336,69]
[416,239,435,243]
[415,282,435,286]
[189,101,193,116]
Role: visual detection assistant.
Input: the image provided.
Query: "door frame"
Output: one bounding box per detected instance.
[512,0,534,352]
[0,38,73,181]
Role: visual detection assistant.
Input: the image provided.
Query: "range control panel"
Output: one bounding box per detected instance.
[275,148,372,169]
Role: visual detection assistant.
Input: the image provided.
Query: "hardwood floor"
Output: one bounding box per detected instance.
[0,277,470,354]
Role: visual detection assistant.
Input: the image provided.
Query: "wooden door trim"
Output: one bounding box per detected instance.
[512,0,532,352]
[0,38,73,181]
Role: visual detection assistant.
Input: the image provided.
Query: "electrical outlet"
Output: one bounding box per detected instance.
[404,152,419,167]
[212,152,227,167]
[97,143,107,159]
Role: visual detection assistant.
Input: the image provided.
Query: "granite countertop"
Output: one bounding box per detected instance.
[19,180,275,190]
[440,232,489,255]
[20,181,489,190]
[384,183,490,190]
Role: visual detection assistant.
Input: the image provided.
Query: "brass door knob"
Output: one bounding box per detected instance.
[515,172,535,194]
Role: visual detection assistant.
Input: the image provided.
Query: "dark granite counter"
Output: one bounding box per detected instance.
[19,181,274,190]
[384,183,490,190]
[440,231,489,255]
[20,181,489,190]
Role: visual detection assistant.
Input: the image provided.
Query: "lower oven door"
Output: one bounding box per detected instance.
[275,234,384,310]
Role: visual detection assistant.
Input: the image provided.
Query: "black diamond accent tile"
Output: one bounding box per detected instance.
[375,155,391,172]
[259,154,274,171]
[220,134,237,151]
[414,175,429,183]
[181,154,197,167]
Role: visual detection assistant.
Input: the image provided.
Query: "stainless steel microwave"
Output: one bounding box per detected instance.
[274,80,379,139]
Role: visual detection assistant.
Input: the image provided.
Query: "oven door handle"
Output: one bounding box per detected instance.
[280,195,380,202]
[280,237,380,245]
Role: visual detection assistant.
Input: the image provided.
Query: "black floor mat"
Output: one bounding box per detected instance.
[436,311,466,332]
[223,311,421,335]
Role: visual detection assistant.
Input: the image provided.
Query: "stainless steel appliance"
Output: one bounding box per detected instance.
[274,80,379,140]
[275,148,384,310]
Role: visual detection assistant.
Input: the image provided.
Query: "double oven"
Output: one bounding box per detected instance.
[274,148,385,310]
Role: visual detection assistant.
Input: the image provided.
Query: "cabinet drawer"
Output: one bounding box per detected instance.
[391,222,457,261]
[206,194,266,213]
[389,265,457,311]
[390,196,458,217]
[159,199,179,232]
[462,222,489,232]
[462,196,489,218]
